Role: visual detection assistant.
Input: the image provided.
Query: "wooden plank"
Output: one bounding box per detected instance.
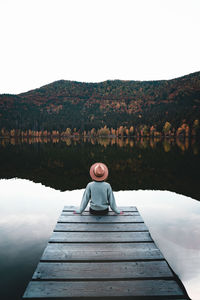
[54,222,148,232]
[62,211,140,216]
[23,280,184,298]
[50,231,152,243]
[63,206,138,212]
[33,261,173,280]
[23,205,189,300]
[58,215,143,223]
[41,242,164,261]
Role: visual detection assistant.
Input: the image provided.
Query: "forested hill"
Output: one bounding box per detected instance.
[0,71,199,132]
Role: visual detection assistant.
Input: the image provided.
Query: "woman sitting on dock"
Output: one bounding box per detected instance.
[74,162,123,215]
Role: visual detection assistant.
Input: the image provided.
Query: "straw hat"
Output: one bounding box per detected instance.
[90,162,109,181]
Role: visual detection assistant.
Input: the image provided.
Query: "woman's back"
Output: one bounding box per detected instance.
[88,181,111,210]
[75,163,121,214]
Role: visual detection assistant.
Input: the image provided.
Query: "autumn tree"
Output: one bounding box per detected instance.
[97,126,110,136]
[43,130,48,136]
[143,125,148,136]
[125,128,129,136]
[10,129,15,137]
[129,126,134,136]
[52,130,59,136]
[150,125,156,136]
[163,122,172,136]
[110,128,116,136]
[118,126,124,137]
[65,128,71,136]
[139,125,148,136]
[192,119,199,136]
[90,128,96,136]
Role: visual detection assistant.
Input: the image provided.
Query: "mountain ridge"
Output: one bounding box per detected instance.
[0,71,199,133]
[18,71,200,97]
[19,70,200,95]
[1,71,199,97]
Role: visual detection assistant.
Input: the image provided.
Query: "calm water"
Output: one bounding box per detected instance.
[0,137,200,300]
[0,137,199,198]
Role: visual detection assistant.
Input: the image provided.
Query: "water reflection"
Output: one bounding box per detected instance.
[0,136,199,155]
[0,179,199,299]
[0,137,199,200]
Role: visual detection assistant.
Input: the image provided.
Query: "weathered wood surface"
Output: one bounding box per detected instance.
[41,242,164,261]
[23,206,189,299]
[62,211,140,216]
[54,222,148,232]
[24,280,184,298]
[63,205,138,212]
[58,215,143,223]
[33,261,173,280]
[50,231,152,243]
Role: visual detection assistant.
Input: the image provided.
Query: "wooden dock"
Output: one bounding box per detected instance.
[23,206,189,299]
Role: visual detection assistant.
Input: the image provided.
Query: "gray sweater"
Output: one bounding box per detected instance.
[76,181,120,214]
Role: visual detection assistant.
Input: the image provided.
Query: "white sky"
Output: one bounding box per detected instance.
[0,0,199,94]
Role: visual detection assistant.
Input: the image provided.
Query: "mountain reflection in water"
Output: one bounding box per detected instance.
[0,137,199,200]
[0,179,199,300]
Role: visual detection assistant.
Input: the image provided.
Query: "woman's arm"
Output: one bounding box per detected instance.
[75,183,91,214]
[107,184,121,214]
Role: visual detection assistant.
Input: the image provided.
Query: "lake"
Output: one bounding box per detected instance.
[0,137,199,300]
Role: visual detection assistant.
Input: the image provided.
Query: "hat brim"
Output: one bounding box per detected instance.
[90,162,109,181]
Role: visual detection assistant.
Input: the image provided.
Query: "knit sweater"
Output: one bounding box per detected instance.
[76,181,120,214]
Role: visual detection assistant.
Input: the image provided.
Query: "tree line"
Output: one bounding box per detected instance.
[0,119,199,138]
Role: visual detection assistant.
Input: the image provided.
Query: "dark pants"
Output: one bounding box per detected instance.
[89,207,109,215]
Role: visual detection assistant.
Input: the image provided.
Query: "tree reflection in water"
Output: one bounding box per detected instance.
[0,137,199,200]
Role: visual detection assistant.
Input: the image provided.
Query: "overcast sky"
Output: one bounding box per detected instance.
[0,0,199,94]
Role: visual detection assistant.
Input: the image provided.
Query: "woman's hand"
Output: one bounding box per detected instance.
[119,211,124,215]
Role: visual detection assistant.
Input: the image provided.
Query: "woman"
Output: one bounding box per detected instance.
[74,162,123,215]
